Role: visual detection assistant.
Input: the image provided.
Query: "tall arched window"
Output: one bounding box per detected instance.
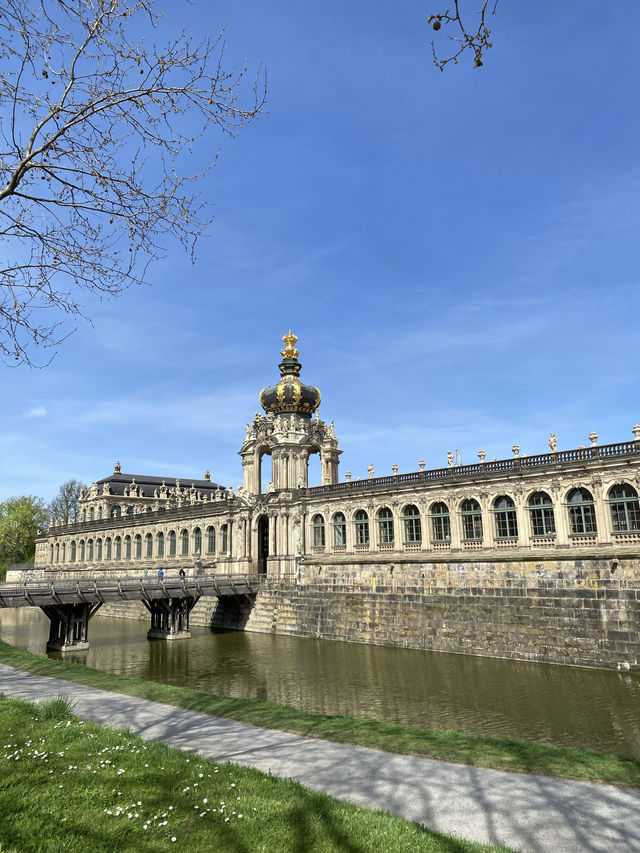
[79,540,85,561]
[168,530,176,557]
[134,534,142,558]
[402,505,422,543]
[98,506,103,520]
[355,510,370,545]
[332,512,346,546]
[146,506,153,513]
[114,536,121,559]
[89,507,94,521]
[105,537,112,559]
[53,543,58,562]
[87,539,93,560]
[460,499,483,540]
[70,540,77,562]
[567,488,597,534]
[126,506,134,515]
[493,496,518,538]
[180,529,189,556]
[145,533,153,558]
[608,484,640,532]
[50,544,54,563]
[206,526,216,554]
[111,505,121,518]
[62,542,66,562]
[124,535,132,559]
[157,531,165,557]
[377,507,394,544]
[312,514,325,547]
[96,538,102,560]
[193,527,202,556]
[430,502,450,542]
[81,509,86,522]
[221,524,229,554]
[528,492,555,536]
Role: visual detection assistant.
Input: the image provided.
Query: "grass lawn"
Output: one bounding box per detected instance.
[0,694,513,853]
[0,639,639,788]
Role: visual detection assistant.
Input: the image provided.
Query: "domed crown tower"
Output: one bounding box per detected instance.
[259,331,321,419]
[240,332,341,495]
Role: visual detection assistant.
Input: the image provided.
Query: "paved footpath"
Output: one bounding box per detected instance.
[0,663,639,853]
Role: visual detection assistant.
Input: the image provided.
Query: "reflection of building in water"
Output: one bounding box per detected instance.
[25,332,640,670]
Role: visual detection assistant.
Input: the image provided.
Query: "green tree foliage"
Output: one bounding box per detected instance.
[0,0,265,365]
[0,495,49,565]
[48,479,86,525]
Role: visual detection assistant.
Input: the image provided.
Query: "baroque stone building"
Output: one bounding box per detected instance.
[30,332,640,670]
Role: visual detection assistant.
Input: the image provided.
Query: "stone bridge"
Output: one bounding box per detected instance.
[0,575,261,652]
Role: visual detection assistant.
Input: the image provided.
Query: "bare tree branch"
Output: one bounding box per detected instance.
[0,0,266,365]
[427,1,499,71]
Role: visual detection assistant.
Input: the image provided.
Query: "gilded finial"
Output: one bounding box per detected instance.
[281,330,299,360]
[114,461,121,474]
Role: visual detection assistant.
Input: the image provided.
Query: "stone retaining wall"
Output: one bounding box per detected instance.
[83,556,640,671]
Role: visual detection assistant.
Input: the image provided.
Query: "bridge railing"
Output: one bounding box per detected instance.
[0,574,262,608]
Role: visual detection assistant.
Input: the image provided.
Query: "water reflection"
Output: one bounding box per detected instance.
[1,607,639,758]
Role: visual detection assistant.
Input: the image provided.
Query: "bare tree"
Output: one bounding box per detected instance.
[0,0,265,365]
[427,1,499,70]
[48,478,86,525]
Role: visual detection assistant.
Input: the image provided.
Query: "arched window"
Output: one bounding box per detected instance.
[87,539,93,560]
[111,505,121,518]
[355,510,370,545]
[89,507,94,521]
[312,514,325,547]
[460,499,483,540]
[206,526,216,554]
[430,502,450,542]
[79,539,85,561]
[377,507,394,544]
[180,529,189,556]
[146,506,153,513]
[402,505,422,543]
[567,488,597,534]
[114,536,121,559]
[221,523,229,554]
[81,509,86,522]
[105,537,112,560]
[193,527,202,556]
[528,492,555,536]
[430,502,451,542]
[124,535,132,559]
[70,540,77,562]
[53,543,57,562]
[96,538,102,560]
[493,496,518,538]
[157,532,165,558]
[98,506,103,520]
[61,542,66,562]
[134,534,142,559]
[608,484,640,532]
[168,530,176,557]
[332,512,346,547]
[145,533,153,558]
[50,544,54,563]
[126,505,134,515]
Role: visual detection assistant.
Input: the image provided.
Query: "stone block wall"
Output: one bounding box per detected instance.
[242,557,640,670]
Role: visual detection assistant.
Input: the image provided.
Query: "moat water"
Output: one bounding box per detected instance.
[1,608,639,758]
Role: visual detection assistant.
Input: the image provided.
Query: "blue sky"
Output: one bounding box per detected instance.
[2,0,640,501]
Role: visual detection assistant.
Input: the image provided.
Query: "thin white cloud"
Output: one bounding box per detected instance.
[25,406,48,418]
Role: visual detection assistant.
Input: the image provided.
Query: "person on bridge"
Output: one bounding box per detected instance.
[157,568,164,581]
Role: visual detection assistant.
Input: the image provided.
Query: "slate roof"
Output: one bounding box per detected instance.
[94,472,225,498]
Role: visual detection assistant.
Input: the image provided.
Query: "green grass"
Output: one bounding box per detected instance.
[0,638,639,788]
[0,694,512,853]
